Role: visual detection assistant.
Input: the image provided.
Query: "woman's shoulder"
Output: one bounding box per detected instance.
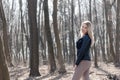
[77,34,90,42]
[83,34,91,40]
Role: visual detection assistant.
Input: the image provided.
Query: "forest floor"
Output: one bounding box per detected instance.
[9,62,120,80]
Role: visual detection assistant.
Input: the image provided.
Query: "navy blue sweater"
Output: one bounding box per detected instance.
[75,34,91,66]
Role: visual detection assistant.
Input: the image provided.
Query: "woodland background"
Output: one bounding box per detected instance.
[0,0,120,80]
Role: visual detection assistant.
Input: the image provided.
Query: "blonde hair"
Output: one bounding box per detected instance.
[78,21,94,47]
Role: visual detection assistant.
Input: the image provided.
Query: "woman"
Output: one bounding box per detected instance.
[72,21,94,80]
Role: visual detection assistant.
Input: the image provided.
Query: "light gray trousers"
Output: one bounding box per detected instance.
[72,60,91,80]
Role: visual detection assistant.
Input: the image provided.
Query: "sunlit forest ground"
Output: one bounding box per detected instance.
[9,62,120,80]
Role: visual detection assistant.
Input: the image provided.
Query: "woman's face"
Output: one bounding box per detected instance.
[81,23,88,35]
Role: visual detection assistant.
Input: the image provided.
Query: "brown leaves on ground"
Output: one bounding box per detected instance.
[9,62,120,80]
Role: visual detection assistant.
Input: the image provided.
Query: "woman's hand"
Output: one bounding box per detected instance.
[73,64,77,70]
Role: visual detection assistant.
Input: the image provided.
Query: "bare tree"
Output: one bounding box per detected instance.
[0,36,10,80]
[0,0,13,66]
[43,0,56,73]
[89,0,92,21]
[19,0,26,63]
[78,0,81,25]
[27,0,41,76]
[71,0,75,64]
[104,0,115,62]
[115,0,120,66]
[93,0,98,68]
[52,0,66,74]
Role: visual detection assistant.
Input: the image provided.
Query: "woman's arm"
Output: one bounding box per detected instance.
[75,35,91,66]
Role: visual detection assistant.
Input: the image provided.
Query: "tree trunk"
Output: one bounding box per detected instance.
[19,0,25,64]
[27,0,41,76]
[78,0,81,25]
[115,0,120,67]
[93,0,98,68]
[52,0,66,74]
[41,10,47,65]
[0,0,13,67]
[104,0,115,62]
[101,6,107,61]
[0,36,10,80]
[89,0,92,21]
[71,0,75,64]
[68,0,74,64]
[43,0,56,73]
